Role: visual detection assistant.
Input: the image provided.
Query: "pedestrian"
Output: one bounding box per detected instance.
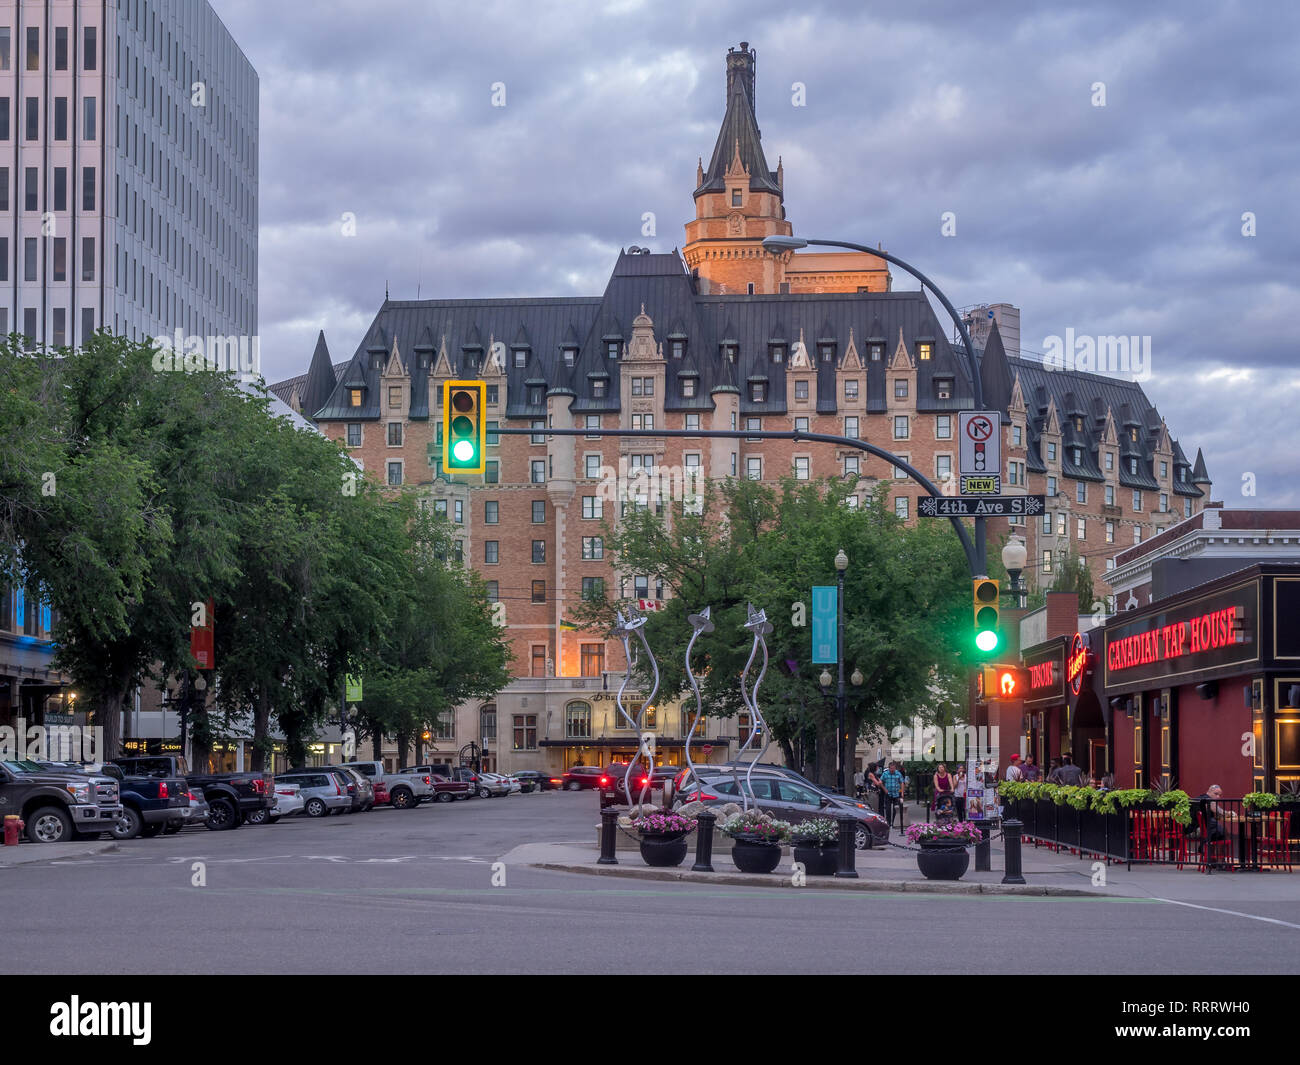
[867,761,885,814]
[1047,753,1086,785]
[932,761,954,804]
[1005,753,1023,781]
[953,765,967,821]
[1021,755,1040,782]
[880,760,905,831]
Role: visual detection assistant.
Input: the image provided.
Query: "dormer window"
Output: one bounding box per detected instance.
[1130,428,1138,442]
[349,389,362,407]
[563,347,577,366]
[1046,442,1057,462]
[894,379,908,399]
[870,344,883,361]
[528,385,543,405]
[794,380,809,400]
[731,189,742,207]
[607,341,620,359]
[1129,457,1138,474]
[917,343,932,361]
[514,349,527,368]
[371,355,382,370]
[671,340,684,359]
[935,377,952,400]
[750,382,767,403]
[1073,447,1082,464]
[844,379,859,400]
[486,385,499,405]
[1075,416,1084,431]
[724,344,738,363]
[770,344,784,364]
[592,380,607,399]
[819,344,834,363]
[682,378,697,398]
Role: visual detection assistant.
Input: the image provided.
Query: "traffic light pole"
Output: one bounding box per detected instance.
[488,426,983,579]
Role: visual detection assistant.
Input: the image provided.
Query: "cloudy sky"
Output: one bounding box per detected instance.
[214,0,1299,507]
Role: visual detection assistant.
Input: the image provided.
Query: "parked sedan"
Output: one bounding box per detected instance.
[274,769,353,817]
[598,761,655,809]
[328,765,375,812]
[680,767,889,849]
[475,773,511,798]
[511,770,560,792]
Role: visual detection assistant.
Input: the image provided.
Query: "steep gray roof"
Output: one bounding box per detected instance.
[695,46,782,198]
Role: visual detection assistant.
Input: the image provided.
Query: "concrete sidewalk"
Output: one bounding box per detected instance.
[504,815,1300,903]
[0,839,120,867]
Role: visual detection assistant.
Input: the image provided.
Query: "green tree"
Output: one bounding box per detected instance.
[573,479,971,787]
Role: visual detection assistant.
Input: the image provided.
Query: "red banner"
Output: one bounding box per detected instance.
[191,599,215,670]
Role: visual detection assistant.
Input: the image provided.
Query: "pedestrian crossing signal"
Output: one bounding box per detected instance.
[442,381,486,474]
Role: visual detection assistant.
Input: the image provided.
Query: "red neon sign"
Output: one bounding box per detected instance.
[1029,660,1058,690]
[1106,606,1241,674]
[1067,633,1088,697]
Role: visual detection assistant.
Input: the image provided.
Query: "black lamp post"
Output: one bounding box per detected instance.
[835,548,848,794]
[1002,535,1028,608]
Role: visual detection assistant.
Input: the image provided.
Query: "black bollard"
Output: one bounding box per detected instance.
[692,809,716,872]
[1002,818,1026,884]
[974,817,993,872]
[834,810,859,879]
[598,806,619,865]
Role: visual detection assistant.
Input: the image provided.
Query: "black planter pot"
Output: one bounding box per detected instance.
[639,832,689,868]
[730,836,783,874]
[792,842,838,876]
[915,840,970,881]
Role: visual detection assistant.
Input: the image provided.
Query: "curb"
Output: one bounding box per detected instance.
[0,840,121,867]
[528,861,1103,897]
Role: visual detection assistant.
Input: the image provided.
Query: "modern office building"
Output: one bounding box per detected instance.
[0,0,257,349]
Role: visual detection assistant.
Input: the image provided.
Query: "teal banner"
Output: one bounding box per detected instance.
[812,585,838,664]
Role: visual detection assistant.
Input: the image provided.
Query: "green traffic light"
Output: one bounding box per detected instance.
[453,439,475,463]
[975,629,999,653]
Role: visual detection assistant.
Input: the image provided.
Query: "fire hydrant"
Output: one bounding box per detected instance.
[3,814,23,845]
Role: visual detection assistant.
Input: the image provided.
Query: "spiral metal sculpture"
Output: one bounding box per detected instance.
[683,606,714,791]
[733,603,774,811]
[628,612,661,806]
[610,610,641,805]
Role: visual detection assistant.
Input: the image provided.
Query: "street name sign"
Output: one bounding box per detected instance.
[918,495,1045,518]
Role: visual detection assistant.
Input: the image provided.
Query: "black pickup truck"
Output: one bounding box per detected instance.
[0,759,124,843]
[112,755,272,831]
[84,763,192,839]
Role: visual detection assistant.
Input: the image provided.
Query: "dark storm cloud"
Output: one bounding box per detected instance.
[213,0,1299,506]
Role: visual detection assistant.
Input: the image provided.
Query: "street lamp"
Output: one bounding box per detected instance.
[1002,535,1028,608]
[764,233,989,575]
[835,548,848,795]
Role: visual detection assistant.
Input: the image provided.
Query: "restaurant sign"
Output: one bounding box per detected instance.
[1022,639,1067,709]
[1103,583,1258,691]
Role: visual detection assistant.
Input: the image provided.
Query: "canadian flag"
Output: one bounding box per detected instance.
[637,599,662,612]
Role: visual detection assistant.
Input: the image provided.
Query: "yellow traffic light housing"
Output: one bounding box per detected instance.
[442,380,487,474]
[973,578,1000,655]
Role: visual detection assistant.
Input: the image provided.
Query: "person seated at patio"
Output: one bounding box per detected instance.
[1195,784,1227,842]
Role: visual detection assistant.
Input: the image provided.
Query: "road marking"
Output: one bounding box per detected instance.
[1149,896,1300,931]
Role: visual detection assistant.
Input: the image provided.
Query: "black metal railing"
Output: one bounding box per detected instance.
[1001,796,1297,872]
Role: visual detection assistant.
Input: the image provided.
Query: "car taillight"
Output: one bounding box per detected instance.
[424,776,431,785]
[599,777,609,786]
[640,777,649,786]
[335,779,342,795]
[251,778,267,795]
[187,791,199,801]
[159,782,168,799]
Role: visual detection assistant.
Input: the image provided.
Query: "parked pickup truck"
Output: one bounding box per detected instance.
[0,758,124,843]
[398,766,473,802]
[335,760,435,809]
[111,755,272,831]
[82,763,191,840]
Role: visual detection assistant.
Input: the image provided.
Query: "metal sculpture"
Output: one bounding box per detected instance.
[733,603,774,811]
[627,611,661,807]
[610,611,640,805]
[683,606,714,790]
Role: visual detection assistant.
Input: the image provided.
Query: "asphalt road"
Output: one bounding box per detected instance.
[5,789,1299,975]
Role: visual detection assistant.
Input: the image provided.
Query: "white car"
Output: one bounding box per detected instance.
[475,773,512,797]
[270,783,305,820]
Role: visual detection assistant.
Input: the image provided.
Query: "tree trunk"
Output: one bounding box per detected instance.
[395,729,409,770]
[814,709,837,791]
[190,683,214,774]
[250,684,270,771]
[778,736,796,769]
[371,718,384,762]
[94,679,130,760]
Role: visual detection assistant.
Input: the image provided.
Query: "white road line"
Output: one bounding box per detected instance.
[1151,896,1300,931]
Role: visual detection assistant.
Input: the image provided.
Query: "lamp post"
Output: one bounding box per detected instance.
[1002,535,1027,608]
[835,548,848,795]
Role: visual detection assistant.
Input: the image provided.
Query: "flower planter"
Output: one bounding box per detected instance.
[915,840,970,881]
[639,832,689,868]
[792,842,839,876]
[730,836,783,874]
